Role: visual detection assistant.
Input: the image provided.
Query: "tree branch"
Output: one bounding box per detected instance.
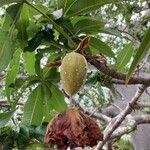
[111,114,150,140]
[95,84,147,150]
[90,60,150,85]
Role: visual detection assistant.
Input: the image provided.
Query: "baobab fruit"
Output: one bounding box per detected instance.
[60,52,87,97]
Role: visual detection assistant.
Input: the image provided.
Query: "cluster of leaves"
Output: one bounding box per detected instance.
[0,0,150,148]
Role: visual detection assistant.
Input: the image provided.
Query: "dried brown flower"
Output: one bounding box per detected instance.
[44,108,103,150]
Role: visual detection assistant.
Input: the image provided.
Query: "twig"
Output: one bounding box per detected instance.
[134,114,150,124]
[0,100,24,108]
[95,84,147,150]
[90,60,150,85]
[89,106,101,117]
[111,114,150,140]
[111,115,136,140]
[136,102,150,108]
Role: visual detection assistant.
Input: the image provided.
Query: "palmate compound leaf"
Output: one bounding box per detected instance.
[41,83,67,123]
[22,83,67,126]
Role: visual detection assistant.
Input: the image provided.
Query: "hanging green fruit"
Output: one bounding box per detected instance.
[60,52,87,97]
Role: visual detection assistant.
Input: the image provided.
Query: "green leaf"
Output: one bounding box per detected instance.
[0,0,23,7]
[56,17,74,35]
[99,28,122,37]
[96,82,105,106]
[2,4,22,31]
[0,4,23,71]
[73,17,105,34]
[0,110,16,128]
[89,37,115,58]
[35,52,43,77]
[126,29,150,82]
[3,3,23,30]
[17,125,30,149]
[23,52,36,75]
[116,43,133,72]
[16,3,29,49]
[58,0,77,16]
[47,83,67,112]
[42,85,53,122]
[22,82,67,125]
[0,30,14,71]
[5,49,21,100]
[60,0,115,17]
[22,85,44,126]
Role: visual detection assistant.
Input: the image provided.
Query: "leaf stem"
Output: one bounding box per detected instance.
[25,0,77,48]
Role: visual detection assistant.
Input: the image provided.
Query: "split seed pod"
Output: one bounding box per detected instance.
[44,108,103,150]
[60,52,87,97]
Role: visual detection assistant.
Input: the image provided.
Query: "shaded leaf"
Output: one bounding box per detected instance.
[5,49,21,100]
[56,17,74,35]
[35,52,43,77]
[126,29,150,82]
[46,82,67,112]
[0,0,23,7]
[17,125,30,149]
[89,37,115,58]
[24,31,44,52]
[59,0,116,17]
[24,28,54,52]
[16,3,29,49]
[48,83,67,112]
[2,3,23,31]
[0,110,16,128]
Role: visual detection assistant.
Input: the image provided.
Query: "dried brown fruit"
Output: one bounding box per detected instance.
[60,52,87,97]
[44,108,103,150]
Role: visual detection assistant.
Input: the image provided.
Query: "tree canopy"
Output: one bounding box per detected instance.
[0,0,150,149]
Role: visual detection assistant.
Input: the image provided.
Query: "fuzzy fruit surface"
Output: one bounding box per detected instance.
[60,52,87,97]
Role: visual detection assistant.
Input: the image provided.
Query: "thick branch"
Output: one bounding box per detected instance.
[95,84,147,150]
[134,114,150,124]
[111,114,150,140]
[90,60,150,85]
